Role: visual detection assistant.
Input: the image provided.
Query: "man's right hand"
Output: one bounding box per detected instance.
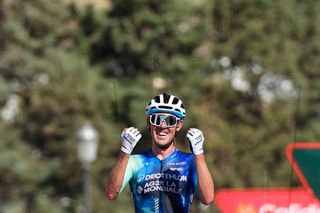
[120,127,142,155]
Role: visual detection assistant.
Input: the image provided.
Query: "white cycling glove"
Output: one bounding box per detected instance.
[120,127,142,155]
[187,128,204,155]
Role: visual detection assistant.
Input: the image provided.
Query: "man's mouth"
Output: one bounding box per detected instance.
[155,129,168,136]
[157,131,168,136]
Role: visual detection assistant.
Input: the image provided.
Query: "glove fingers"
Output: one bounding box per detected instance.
[187,128,196,138]
[137,133,142,139]
[133,129,140,136]
[127,127,134,133]
[187,128,204,155]
[121,127,141,155]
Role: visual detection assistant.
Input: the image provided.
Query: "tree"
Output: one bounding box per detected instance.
[206,0,320,189]
[2,0,320,212]
[0,0,119,212]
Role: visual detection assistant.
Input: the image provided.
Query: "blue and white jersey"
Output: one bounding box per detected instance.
[120,148,198,213]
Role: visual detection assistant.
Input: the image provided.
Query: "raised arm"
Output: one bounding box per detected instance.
[194,154,214,204]
[105,152,130,200]
[187,128,214,204]
[105,127,141,200]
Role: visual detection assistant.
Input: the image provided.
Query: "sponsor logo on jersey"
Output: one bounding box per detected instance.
[137,180,184,194]
[136,172,188,195]
[166,161,187,166]
[137,173,187,183]
[169,167,184,171]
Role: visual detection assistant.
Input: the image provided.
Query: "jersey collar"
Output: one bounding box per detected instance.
[147,148,178,161]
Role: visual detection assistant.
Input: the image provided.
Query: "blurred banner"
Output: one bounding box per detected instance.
[215,188,320,213]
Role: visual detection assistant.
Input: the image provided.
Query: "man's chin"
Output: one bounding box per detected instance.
[156,140,173,150]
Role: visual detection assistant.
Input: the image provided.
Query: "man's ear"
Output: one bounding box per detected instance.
[176,120,184,131]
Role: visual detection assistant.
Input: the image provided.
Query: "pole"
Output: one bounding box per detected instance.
[83,164,92,213]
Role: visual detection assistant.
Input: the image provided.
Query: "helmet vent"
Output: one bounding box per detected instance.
[163,93,170,103]
[159,105,173,110]
[172,97,179,104]
[154,96,160,103]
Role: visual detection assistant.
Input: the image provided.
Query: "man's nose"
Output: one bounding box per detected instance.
[159,121,168,128]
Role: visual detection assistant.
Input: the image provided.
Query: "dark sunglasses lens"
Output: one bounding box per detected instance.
[150,114,177,127]
[156,115,161,125]
[150,114,158,125]
[167,115,177,126]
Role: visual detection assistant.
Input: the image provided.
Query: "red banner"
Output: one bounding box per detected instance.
[215,188,320,213]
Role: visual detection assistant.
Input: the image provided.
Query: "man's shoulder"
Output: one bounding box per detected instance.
[130,149,154,159]
[172,149,195,162]
[175,149,193,157]
[126,151,153,169]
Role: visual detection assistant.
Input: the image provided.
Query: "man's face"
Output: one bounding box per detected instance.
[148,113,183,148]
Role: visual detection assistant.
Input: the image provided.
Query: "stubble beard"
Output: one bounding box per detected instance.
[156,139,174,150]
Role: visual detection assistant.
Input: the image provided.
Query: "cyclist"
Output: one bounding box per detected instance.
[106,93,214,213]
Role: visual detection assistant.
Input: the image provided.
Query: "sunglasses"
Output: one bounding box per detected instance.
[149,113,180,127]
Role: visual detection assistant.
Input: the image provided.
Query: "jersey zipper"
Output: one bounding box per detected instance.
[159,159,163,213]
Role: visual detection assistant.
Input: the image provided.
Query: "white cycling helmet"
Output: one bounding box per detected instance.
[145,93,186,119]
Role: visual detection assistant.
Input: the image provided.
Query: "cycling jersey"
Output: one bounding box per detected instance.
[120,148,198,213]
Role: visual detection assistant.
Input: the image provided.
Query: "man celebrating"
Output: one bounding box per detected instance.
[106,93,214,213]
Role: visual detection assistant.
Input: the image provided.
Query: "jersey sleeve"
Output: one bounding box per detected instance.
[119,155,144,193]
[190,156,200,197]
[119,156,134,193]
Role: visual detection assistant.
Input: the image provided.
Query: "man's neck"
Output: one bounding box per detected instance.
[152,144,175,161]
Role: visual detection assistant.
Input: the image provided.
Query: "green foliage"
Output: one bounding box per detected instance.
[206,0,320,190]
[74,0,208,81]
[1,0,320,212]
